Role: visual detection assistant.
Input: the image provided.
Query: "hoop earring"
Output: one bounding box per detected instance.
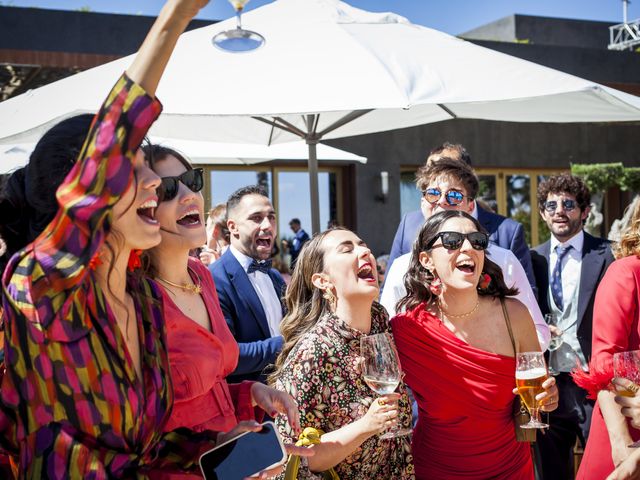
[323,288,338,311]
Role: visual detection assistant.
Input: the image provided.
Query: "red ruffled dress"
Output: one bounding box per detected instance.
[392,303,533,480]
[151,258,262,480]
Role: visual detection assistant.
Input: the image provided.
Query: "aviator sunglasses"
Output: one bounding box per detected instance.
[422,188,466,206]
[426,231,489,251]
[543,199,576,214]
[158,168,204,202]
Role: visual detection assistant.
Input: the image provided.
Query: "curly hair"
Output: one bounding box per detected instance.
[397,210,518,313]
[614,200,640,259]
[537,173,591,213]
[415,156,479,198]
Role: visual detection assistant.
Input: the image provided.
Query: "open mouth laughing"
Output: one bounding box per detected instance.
[177,208,202,227]
[137,198,159,225]
[357,263,377,283]
[455,258,476,274]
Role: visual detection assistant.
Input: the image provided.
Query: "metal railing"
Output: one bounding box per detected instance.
[608,18,640,50]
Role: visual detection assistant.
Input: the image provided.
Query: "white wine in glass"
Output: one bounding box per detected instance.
[360,333,411,439]
[212,0,265,53]
[515,352,549,429]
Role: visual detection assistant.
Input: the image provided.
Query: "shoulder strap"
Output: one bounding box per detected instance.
[501,298,517,356]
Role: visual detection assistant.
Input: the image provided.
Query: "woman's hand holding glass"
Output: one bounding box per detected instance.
[360,332,412,438]
[359,394,401,435]
[515,352,559,429]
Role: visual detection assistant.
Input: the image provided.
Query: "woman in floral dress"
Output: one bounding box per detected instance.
[270,228,414,479]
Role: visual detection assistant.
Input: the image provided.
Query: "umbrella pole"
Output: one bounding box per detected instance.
[307,136,321,234]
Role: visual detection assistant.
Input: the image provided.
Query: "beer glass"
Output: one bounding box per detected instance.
[515,352,549,429]
[360,333,411,439]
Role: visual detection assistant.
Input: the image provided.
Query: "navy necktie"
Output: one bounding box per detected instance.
[247,259,272,275]
[551,244,572,311]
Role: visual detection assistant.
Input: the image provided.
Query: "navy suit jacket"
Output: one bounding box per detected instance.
[387,207,535,288]
[530,232,614,362]
[210,249,287,383]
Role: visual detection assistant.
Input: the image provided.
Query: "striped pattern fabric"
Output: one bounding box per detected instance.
[0,74,215,479]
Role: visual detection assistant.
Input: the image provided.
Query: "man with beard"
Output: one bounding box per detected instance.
[210,185,286,383]
[531,174,614,479]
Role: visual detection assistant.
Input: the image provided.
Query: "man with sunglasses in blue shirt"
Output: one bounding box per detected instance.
[531,173,614,480]
[387,143,535,290]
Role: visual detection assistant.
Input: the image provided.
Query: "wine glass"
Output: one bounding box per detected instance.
[545,314,563,352]
[613,350,640,447]
[212,0,265,53]
[515,352,549,429]
[360,333,412,439]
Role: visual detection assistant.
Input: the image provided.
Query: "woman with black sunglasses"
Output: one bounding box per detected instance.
[391,210,559,480]
[141,145,302,480]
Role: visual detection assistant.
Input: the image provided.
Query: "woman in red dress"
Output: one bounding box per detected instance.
[574,202,640,480]
[391,210,559,480]
[141,145,301,479]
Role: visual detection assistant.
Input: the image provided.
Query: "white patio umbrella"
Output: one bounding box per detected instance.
[0,139,366,174]
[1,0,639,231]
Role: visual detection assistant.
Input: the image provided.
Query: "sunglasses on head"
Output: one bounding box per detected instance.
[158,168,204,202]
[426,231,489,251]
[422,188,466,206]
[544,199,576,214]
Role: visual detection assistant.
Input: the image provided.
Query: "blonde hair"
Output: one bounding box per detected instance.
[614,200,640,259]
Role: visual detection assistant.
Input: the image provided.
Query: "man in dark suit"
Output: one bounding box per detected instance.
[282,217,309,268]
[387,143,535,288]
[210,185,286,383]
[531,173,614,480]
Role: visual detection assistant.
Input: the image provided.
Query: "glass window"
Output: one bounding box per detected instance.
[507,174,531,246]
[536,175,551,245]
[209,169,272,207]
[400,171,420,217]
[276,171,336,242]
[477,175,498,213]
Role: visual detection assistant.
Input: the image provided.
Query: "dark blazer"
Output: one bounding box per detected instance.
[387,207,535,287]
[210,249,286,383]
[530,232,614,362]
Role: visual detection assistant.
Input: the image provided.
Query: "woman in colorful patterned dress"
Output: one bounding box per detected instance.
[0,1,312,477]
[392,210,558,480]
[141,144,302,479]
[270,228,414,480]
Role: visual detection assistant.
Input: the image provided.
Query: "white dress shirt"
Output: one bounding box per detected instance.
[230,245,283,337]
[380,245,550,351]
[549,230,584,312]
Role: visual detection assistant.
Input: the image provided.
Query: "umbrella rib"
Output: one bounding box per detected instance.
[317,109,373,138]
[437,104,458,119]
[252,116,306,139]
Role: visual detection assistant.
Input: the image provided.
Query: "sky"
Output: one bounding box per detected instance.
[3,0,639,35]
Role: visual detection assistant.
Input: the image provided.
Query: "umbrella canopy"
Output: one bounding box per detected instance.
[0,139,366,174]
[1,0,639,229]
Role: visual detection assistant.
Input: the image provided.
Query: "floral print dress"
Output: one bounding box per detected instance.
[274,303,414,479]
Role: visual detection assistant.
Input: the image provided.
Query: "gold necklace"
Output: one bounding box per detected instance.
[438,298,480,319]
[156,267,202,295]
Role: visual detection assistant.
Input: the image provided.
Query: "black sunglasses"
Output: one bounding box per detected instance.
[422,188,466,206]
[158,168,204,202]
[426,231,489,251]
[544,199,576,213]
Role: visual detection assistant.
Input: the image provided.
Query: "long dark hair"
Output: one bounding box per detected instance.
[0,114,95,272]
[268,227,348,385]
[397,210,518,313]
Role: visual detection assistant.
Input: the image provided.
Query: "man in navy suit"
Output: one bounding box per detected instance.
[387,143,535,288]
[530,174,614,480]
[210,185,286,383]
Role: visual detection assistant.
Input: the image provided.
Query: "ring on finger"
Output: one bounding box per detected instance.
[628,382,640,394]
[379,399,386,406]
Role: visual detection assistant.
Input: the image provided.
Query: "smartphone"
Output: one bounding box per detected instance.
[199,421,287,480]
